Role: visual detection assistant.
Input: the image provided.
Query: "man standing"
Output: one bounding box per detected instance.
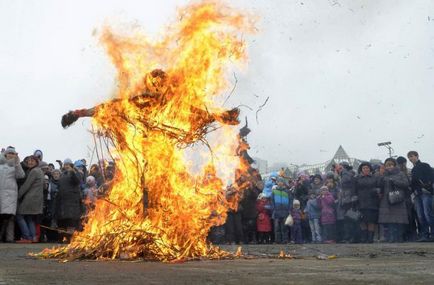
[407,151,434,241]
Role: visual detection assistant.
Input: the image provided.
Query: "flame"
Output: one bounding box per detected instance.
[40,1,255,262]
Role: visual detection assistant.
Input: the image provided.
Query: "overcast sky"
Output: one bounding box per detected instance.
[1,0,433,167]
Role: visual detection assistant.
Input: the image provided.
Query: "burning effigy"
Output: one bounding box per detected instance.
[38,1,256,262]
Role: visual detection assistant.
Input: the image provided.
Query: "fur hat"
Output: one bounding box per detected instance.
[313,174,323,181]
[358,161,373,173]
[4,146,17,155]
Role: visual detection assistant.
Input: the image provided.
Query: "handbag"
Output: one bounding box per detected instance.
[345,208,361,221]
[285,214,294,226]
[387,181,405,205]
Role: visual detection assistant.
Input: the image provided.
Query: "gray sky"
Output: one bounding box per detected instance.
[1,0,433,167]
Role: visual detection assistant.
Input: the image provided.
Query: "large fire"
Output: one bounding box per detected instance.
[40,1,255,262]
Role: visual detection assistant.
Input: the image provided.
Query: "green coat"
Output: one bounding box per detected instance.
[17,167,44,215]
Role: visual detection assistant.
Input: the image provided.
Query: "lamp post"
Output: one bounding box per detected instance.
[377,141,393,158]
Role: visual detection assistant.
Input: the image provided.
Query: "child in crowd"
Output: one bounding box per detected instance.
[318,185,336,243]
[256,193,272,244]
[305,191,322,243]
[83,176,97,216]
[271,178,291,244]
[290,199,303,244]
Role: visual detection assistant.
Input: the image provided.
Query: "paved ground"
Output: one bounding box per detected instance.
[1,242,434,284]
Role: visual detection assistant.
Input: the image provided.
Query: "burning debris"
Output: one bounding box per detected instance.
[37,1,255,262]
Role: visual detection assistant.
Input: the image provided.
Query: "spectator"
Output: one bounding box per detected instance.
[318,185,336,243]
[355,162,380,243]
[256,193,272,244]
[16,155,44,243]
[306,191,321,243]
[89,164,104,187]
[397,156,418,242]
[240,178,260,244]
[290,199,303,244]
[407,151,434,242]
[225,185,243,245]
[0,147,25,242]
[271,178,291,244]
[310,174,323,196]
[53,158,84,242]
[378,158,409,243]
[336,161,356,242]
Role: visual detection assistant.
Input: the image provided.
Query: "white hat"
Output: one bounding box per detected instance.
[4,146,17,155]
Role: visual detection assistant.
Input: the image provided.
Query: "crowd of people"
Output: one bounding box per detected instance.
[0,147,113,243]
[211,151,434,245]
[1,146,433,246]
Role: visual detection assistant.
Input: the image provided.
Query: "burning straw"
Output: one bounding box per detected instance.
[37,1,256,262]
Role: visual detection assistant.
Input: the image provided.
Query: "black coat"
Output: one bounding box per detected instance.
[240,186,259,219]
[410,160,434,194]
[54,170,83,221]
[355,174,380,210]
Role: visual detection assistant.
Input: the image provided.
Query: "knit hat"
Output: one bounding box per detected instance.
[293,199,300,206]
[33,150,43,160]
[63,158,73,165]
[74,160,85,168]
[4,146,17,155]
[326,171,335,179]
[86,176,96,186]
[396,156,407,165]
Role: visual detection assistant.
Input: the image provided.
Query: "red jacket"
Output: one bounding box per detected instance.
[256,199,272,232]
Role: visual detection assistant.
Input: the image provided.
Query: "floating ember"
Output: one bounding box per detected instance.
[38,1,255,262]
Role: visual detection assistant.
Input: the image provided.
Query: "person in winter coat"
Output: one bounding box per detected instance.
[290,200,303,244]
[0,147,25,242]
[355,162,380,243]
[16,155,44,243]
[397,156,417,242]
[54,158,84,242]
[305,191,321,243]
[240,180,260,244]
[407,151,434,242]
[318,185,337,243]
[336,162,356,242]
[310,174,323,196]
[256,193,272,244]
[262,172,278,198]
[271,178,291,244]
[378,158,409,243]
[83,176,97,212]
[89,164,104,187]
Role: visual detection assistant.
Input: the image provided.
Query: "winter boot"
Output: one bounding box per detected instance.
[367,231,374,243]
[360,230,368,243]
